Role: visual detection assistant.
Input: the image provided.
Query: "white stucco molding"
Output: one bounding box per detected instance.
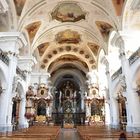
[31,72,51,86]
[18,56,37,72]
[0,0,8,13]
[0,32,27,54]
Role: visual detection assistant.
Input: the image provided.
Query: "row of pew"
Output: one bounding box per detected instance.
[0,124,60,140]
[77,124,140,140]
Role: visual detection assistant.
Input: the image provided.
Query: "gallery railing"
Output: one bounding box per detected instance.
[0,49,9,65]
[16,67,26,81]
[111,47,140,81]
[129,47,140,65]
[111,67,122,80]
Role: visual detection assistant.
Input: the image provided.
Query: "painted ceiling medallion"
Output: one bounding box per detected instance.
[51,3,86,22]
[56,29,81,44]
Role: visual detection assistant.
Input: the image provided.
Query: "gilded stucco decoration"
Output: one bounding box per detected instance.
[56,29,81,44]
[51,2,86,22]
[14,0,26,16]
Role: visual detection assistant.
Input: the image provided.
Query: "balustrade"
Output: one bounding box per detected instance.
[0,48,9,65]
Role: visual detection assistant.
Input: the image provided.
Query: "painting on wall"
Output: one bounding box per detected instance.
[14,0,26,16]
[51,2,86,22]
[26,21,41,43]
[96,21,113,42]
[38,42,49,57]
[56,29,81,44]
[87,42,99,56]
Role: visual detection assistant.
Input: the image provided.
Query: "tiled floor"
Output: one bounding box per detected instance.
[58,128,140,140]
[0,127,140,140]
[59,128,80,140]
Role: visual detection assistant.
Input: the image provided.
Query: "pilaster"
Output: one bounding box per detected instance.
[115,32,140,132]
[19,97,28,129]
[101,56,119,127]
[0,32,27,132]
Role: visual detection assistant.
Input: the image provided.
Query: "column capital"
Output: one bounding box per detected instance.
[111,32,127,60]
[0,32,27,55]
[100,56,110,74]
[0,0,8,13]
[101,56,109,66]
[111,32,125,49]
[18,56,37,72]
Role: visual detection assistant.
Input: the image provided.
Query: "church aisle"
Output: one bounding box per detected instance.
[59,128,80,140]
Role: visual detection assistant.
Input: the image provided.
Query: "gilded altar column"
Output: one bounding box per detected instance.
[115,32,140,132]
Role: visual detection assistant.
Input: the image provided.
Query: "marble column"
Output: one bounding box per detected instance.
[0,52,18,132]
[102,57,119,128]
[18,97,28,129]
[0,32,27,132]
[115,33,140,132]
[85,100,91,118]
[18,55,36,128]
[80,87,85,111]
[104,101,110,125]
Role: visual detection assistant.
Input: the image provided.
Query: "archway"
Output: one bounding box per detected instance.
[52,74,85,127]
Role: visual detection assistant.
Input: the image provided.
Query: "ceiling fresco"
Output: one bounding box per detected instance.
[87,42,100,56]
[26,21,41,43]
[16,0,121,74]
[112,0,125,16]
[51,2,86,22]
[55,29,81,44]
[48,54,89,73]
[96,21,113,42]
[14,0,26,16]
[38,42,49,57]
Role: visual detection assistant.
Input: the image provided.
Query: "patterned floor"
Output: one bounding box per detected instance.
[59,128,80,140]
[58,128,140,140]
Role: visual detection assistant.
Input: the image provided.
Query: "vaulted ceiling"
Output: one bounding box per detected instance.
[12,0,126,79]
